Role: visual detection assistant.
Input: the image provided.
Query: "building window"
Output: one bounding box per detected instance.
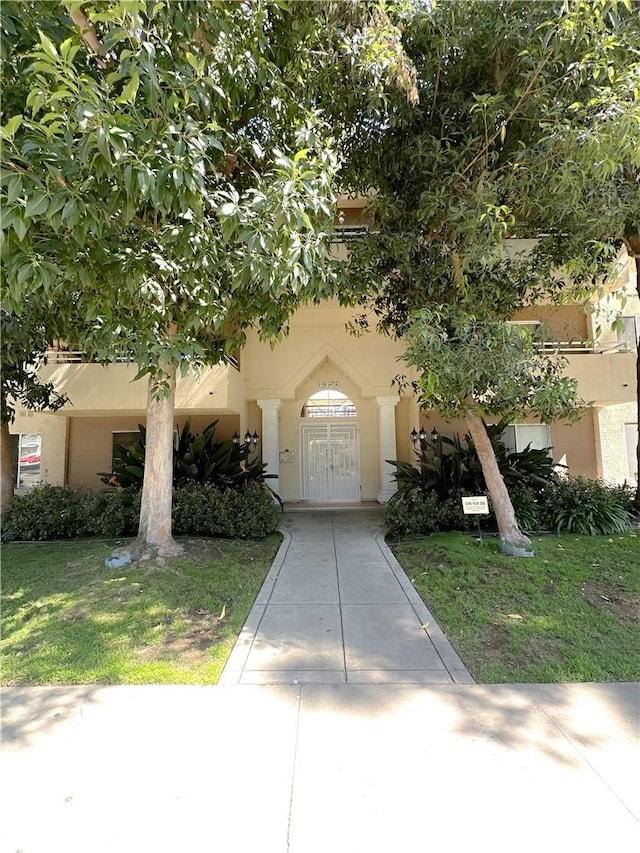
[625,422,638,482]
[619,316,639,349]
[17,433,42,489]
[302,390,357,418]
[112,431,141,470]
[500,423,551,454]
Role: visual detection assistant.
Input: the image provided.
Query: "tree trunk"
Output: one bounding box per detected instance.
[465,414,532,550]
[1,422,14,515]
[134,365,183,559]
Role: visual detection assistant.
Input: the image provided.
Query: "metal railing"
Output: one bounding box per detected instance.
[44,350,241,369]
[44,351,132,364]
[537,340,634,355]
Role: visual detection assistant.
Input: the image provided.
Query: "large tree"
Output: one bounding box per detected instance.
[502,0,640,508]
[342,0,636,549]
[0,1,415,557]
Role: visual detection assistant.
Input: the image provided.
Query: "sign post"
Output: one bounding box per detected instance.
[461,495,490,542]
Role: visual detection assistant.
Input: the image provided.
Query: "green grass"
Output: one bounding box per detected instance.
[391,531,640,683]
[1,536,281,685]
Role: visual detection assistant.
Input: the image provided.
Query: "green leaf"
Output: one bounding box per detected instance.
[13,215,27,242]
[25,192,49,218]
[37,29,59,60]
[6,176,22,204]
[118,68,140,104]
[95,126,111,163]
[61,198,78,223]
[0,115,23,141]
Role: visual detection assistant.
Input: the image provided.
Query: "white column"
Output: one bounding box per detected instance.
[376,396,399,503]
[257,399,281,483]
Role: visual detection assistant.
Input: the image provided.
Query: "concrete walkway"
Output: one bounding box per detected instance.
[219,507,473,685]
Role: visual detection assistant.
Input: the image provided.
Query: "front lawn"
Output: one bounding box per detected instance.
[391,531,640,683]
[1,537,280,685]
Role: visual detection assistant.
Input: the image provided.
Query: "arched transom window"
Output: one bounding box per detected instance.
[302,390,357,418]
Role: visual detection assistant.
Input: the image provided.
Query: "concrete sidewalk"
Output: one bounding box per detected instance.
[220,507,472,685]
[2,683,638,852]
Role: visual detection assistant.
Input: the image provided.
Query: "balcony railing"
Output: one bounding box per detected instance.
[45,350,131,364]
[44,340,633,366]
[537,341,634,354]
[44,350,241,369]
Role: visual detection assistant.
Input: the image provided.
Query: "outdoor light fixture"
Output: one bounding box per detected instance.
[411,426,439,446]
[234,430,259,454]
[246,430,259,448]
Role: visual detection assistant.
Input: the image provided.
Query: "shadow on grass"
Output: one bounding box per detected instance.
[1,536,280,690]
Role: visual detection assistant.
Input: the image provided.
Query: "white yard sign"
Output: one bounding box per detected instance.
[462,496,490,515]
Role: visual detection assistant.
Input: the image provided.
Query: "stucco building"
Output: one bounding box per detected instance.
[9,203,639,501]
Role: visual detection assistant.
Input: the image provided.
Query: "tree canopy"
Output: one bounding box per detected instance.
[342,0,639,545]
[0,0,415,549]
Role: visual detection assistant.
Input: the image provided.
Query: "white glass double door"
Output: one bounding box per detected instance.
[301,423,360,502]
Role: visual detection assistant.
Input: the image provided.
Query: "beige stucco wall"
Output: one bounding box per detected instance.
[565,352,635,404]
[513,305,588,342]
[36,362,244,415]
[16,261,636,495]
[412,409,599,480]
[242,301,409,501]
[66,413,240,490]
[590,254,639,348]
[549,412,599,479]
[594,403,638,485]
[242,300,408,400]
[10,412,68,487]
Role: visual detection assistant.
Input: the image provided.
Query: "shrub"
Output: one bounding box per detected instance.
[100,419,274,491]
[82,489,141,538]
[510,486,543,532]
[2,482,279,542]
[388,419,556,503]
[385,491,442,537]
[1,485,87,541]
[173,482,280,539]
[385,490,480,537]
[539,476,633,535]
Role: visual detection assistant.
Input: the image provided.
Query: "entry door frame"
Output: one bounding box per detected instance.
[300,422,361,502]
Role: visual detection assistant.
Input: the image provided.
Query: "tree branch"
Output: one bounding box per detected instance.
[451,248,464,290]
[430,62,441,121]
[461,50,552,179]
[66,4,108,66]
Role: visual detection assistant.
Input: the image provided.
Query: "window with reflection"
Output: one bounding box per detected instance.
[302,390,357,418]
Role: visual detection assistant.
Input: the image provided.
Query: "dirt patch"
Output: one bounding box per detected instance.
[485,623,509,654]
[580,582,640,624]
[175,539,228,564]
[424,547,455,568]
[483,622,562,669]
[137,609,225,664]
[60,605,90,623]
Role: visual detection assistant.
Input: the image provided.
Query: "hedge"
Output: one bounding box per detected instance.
[1,482,280,541]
